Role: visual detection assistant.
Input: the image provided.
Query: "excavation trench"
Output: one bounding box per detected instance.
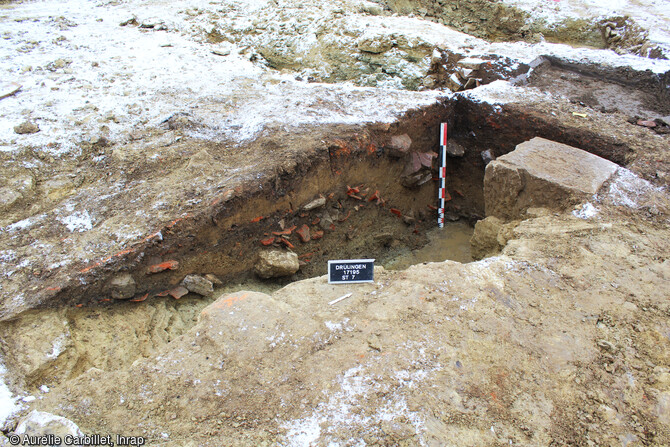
[0,65,660,395]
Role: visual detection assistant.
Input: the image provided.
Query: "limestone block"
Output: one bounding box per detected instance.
[484,137,618,220]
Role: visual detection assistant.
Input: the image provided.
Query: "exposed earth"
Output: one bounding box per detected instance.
[0,0,669,445]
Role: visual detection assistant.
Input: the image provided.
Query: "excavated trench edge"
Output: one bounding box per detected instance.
[22,89,646,317]
[0,54,665,323]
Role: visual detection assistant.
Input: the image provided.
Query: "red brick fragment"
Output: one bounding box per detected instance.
[280,237,295,249]
[130,293,149,302]
[390,208,403,217]
[637,119,657,128]
[169,286,189,299]
[260,237,276,246]
[272,225,296,236]
[147,260,179,274]
[296,224,311,243]
[311,230,324,240]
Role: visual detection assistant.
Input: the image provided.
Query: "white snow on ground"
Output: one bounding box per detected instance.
[0,0,444,153]
[460,79,551,105]
[603,168,666,209]
[486,40,670,74]
[3,0,670,155]
[0,360,22,426]
[46,333,68,360]
[282,344,439,446]
[502,0,670,52]
[58,209,94,233]
[573,202,599,219]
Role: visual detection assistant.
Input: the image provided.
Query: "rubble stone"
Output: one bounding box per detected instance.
[356,35,393,54]
[169,286,189,299]
[0,188,21,211]
[387,134,411,157]
[181,274,214,297]
[296,224,310,243]
[446,141,465,157]
[13,121,40,134]
[302,196,326,211]
[107,274,136,300]
[254,249,299,278]
[205,273,223,286]
[360,2,383,15]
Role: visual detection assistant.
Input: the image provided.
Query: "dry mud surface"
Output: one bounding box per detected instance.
[0,0,669,445]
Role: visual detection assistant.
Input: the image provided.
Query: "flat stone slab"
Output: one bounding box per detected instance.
[484,137,619,219]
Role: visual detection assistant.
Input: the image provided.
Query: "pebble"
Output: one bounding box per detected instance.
[637,119,657,128]
[431,48,442,65]
[597,339,616,353]
[169,286,189,299]
[447,141,465,157]
[46,58,72,71]
[147,260,179,274]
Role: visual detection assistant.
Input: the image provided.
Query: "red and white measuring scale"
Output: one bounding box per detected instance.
[438,123,447,228]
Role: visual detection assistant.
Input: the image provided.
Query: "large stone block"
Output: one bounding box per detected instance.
[484,137,619,220]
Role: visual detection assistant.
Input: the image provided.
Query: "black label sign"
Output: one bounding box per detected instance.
[328,259,375,284]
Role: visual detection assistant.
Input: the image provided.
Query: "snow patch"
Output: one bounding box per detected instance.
[4,218,34,233]
[46,334,68,360]
[461,79,551,105]
[58,210,93,232]
[573,202,599,219]
[324,318,350,332]
[604,168,664,209]
[282,362,430,446]
[0,360,22,426]
[501,0,670,53]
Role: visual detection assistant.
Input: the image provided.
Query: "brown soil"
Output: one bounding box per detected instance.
[1,3,669,445]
